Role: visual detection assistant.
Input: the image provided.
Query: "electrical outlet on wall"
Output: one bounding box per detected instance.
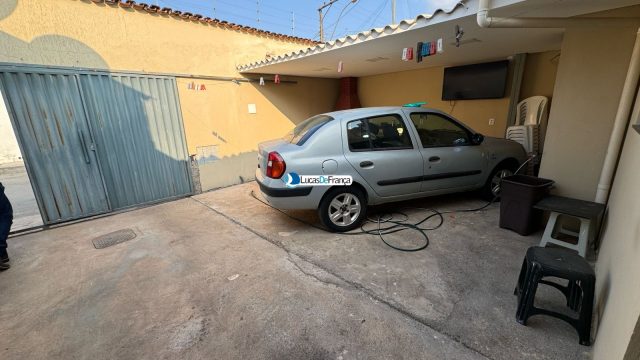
[489,118,495,126]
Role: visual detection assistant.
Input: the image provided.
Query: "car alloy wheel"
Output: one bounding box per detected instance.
[318,186,367,232]
[327,193,361,227]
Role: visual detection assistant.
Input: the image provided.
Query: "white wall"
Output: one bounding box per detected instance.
[0,91,22,164]
[534,7,640,358]
[538,25,637,200]
[592,93,640,359]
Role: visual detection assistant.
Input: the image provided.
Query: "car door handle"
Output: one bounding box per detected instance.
[428,156,440,162]
[359,161,374,168]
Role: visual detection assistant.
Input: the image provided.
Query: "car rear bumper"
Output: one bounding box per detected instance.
[255,169,324,210]
[257,181,312,197]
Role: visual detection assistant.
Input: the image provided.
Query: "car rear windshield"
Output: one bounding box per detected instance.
[285,115,334,145]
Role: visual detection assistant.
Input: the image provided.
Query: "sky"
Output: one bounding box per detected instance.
[154,0,459,41]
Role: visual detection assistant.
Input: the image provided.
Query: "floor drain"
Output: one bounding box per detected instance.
[92,229,137,249]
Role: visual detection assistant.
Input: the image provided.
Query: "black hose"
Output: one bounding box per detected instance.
[249,190,498,252]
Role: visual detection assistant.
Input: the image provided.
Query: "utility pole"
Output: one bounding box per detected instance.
[291,11,295,36]
[318,0,339,42]
[391,0,396,24]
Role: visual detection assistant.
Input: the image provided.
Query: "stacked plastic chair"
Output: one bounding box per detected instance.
[506,96,549,172]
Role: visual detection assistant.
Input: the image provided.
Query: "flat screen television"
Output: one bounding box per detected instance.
[442,60,509,100]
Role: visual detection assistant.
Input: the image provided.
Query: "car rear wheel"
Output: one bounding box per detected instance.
[318,186,367,232]
[482,165,515,201]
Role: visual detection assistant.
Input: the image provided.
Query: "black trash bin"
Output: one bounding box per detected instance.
[500,175,554,236]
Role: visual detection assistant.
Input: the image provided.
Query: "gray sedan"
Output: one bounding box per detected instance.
[256,107,527,232]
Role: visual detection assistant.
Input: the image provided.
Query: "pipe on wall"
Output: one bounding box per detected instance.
[477,0,633,28]
[595,28,640,204]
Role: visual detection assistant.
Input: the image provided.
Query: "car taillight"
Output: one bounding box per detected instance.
[266,151,286,179]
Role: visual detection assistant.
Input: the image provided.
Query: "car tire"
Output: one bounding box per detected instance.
[482,163,517,201]
[318,186,367,232]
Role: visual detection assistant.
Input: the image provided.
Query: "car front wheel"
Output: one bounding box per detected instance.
[482,165,515,201]
[318,186,367,232]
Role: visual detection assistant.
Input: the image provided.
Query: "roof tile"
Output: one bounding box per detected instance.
[237,1,467,72]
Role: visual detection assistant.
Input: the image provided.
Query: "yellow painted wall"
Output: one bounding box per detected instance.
[177,76,338,189]
[177,76,337,157]
[519,50,560,152]
[519,50,559,101]
[0,0,339,190]
[358,64,512,138]
[0,0,311,76]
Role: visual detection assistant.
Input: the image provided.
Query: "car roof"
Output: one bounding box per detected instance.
[322,106,446,119]
[317,106,477,134]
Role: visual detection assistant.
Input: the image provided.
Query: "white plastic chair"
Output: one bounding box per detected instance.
[506,96,548,154]
[517,96,548,127]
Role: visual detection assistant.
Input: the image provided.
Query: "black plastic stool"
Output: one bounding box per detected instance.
[514,246,595,346]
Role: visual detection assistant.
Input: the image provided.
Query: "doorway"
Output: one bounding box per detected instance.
[0,88,42,231]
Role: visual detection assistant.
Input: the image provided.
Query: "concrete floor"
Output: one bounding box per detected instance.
[0,162,43,231]
[0,182,592,360]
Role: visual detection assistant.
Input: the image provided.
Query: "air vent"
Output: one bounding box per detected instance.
[92,229,137,249]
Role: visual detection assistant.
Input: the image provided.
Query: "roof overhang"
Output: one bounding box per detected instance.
[238,0,640,78]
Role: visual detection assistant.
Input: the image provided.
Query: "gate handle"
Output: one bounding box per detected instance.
[77,129,91,164]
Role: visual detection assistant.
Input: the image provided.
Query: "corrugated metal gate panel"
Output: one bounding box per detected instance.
[0,72,109,223]
[78,74,192,209]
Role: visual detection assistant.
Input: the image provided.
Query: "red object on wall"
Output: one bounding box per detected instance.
[335,77,361,111]
[406,47,414,61]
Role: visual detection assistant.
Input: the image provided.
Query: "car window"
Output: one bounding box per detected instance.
[367,115,413,149]
[286,115,334,145]
[409,113,470,147]
[347,119,370,150]
[347,114,413,151]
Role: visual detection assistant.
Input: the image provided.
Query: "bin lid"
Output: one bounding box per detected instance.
[502,175,554,188]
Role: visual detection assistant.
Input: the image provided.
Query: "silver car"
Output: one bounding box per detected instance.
[256,107,527,232]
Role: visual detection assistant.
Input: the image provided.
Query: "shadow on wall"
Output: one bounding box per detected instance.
[198,151,259,191]
[190,76,340,192]
[594,269,610,341]
[249,76,341,126]
[0,10,192,222]
[0,0,107,70]
[593,208,612,339]
[0,0,16,19]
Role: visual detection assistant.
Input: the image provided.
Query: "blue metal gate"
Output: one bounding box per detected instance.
[78,74,192,210]
[0,67,192,224]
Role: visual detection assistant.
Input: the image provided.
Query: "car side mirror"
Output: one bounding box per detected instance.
[471,133,484,145]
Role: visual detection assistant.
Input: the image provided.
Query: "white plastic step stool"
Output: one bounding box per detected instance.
[534,196,605,257]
